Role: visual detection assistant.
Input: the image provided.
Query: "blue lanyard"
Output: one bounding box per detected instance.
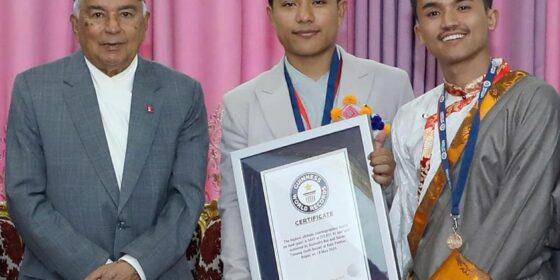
[437,59,500,226]
[284,49,342,132]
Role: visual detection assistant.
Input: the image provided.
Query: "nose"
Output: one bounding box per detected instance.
[295,3,315,23]
[104,14,122,34]
[441,9,459,29]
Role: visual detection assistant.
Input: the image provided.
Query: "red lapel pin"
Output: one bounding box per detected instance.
[146,104,154,113]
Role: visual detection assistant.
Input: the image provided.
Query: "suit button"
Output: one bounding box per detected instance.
[118,221,126,230]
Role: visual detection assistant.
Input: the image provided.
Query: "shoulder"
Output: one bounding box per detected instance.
[141,58,201,89]
[222,76,259,106]
[401,84,443,111]
[344,52,410,80]
[496,75,560,112]
[16,54,72,82]
[137,58,207,119]
[12,54,79,102]
[503,75,560,118]
[222,64,281,109]
[393,84,443,131]
[513,76,559,103]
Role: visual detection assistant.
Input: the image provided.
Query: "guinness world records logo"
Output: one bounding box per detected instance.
[290,172,329,213]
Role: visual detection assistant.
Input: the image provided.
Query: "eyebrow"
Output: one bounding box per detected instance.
[85,5,106,11]
[117,5,140,11]
[85,4,140,12]
[421,1,440,11]
[421,0,473,10]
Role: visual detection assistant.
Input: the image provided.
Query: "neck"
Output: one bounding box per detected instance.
[84,55,135,77]
[440,52,492,88]
[285,45,336,81]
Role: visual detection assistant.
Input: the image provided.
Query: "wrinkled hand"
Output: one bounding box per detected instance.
[84,260,140,280]
[368,131,395,188]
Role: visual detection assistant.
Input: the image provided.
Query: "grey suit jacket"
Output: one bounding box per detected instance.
[218,46,414,279]
[6,51,209,279]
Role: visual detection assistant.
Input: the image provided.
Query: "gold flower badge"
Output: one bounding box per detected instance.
[331,95,391,135]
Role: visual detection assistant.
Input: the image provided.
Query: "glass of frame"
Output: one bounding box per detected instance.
[231,115,399,280]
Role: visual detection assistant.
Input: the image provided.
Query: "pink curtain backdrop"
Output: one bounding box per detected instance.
[546,0,560,88]
[1,0,558,201]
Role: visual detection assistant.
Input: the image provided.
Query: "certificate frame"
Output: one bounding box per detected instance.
[231,115,399,280]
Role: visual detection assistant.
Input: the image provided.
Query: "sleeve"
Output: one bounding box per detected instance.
[388,106,421,277]
[218,96,252,280]
[388,68,415,124]
[398,70,415,109]
[381,69,415,207]
[120,255,146,280]
[5,74,111,279]
[433,82,560,279]
[120,81,208,279]
[551,172,560,269]
[382,180,397,209]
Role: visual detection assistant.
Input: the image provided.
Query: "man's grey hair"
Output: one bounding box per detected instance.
[73,0,149,17]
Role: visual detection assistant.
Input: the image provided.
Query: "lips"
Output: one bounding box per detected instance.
[101,42,124,50]
[102,42,124,46]
[293,29,320,37]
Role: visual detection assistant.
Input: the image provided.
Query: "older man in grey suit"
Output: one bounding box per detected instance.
[5,0,208,279]
[219,0,414,278]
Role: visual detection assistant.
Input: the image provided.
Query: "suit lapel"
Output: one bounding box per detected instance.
[336,48,376,109]
[118,58,163,212]
[62,51,120,207]
[256,61,299,139]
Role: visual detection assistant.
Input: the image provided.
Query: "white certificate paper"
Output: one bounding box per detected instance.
[261,149,371,280]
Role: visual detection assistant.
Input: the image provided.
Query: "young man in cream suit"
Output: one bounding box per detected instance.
[219,0,414,278]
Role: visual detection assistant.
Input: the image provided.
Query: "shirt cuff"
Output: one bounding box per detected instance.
[382,180,397,209]
[120,255,147,280]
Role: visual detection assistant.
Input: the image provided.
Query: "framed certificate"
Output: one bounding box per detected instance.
[231,115,399,280]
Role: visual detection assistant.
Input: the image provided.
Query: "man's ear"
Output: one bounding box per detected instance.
[70,14,79,36]
[414,23,425,44]
[487,8,499,31]
[337,0,347,27]
[267,4,276,29]
[143,12,151,33]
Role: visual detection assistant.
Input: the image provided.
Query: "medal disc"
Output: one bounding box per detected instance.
[447,232,463,249]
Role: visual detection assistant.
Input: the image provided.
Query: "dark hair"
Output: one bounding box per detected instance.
[268,0,340,7]
[410,0,493,21]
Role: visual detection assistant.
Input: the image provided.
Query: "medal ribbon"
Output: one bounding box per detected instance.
[438,58,499,227]
[284,49,343,132]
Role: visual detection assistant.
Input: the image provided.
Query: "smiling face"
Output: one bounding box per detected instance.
[414,0,497,67]
[71,0,149,76]
[267,0,345,62]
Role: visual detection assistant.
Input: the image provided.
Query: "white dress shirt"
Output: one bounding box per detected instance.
[85,56,146,280]
[284,58,330,129]
[389,84,477,275]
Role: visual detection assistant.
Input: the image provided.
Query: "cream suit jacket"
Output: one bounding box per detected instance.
[219,46,414,279]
